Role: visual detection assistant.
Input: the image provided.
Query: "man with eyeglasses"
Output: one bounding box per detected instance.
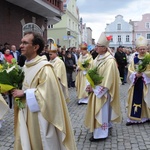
[12,31,77,150]
[126,35,150,126]
[85,32,121,142]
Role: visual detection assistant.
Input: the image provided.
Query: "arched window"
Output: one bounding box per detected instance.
[22,23,43,36]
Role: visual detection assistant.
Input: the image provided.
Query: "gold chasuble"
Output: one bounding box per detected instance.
[84,52,122,132]
[14,55,77,150]
[49,56,69,103]
[0,94,9,120]
[127,54,150,121]
[75,53,93,99]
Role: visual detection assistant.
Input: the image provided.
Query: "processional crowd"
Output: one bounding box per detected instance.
[0,31,150,149]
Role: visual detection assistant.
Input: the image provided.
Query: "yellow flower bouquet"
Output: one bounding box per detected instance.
[0,59,25,109]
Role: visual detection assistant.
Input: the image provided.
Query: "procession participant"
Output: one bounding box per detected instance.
[126,35,150,126]
[75,43,93,105]
[49,43,69,103]
[0,94,9,128]
[12,31,77,150]
[85,32,121,142]
[65,51,76,88]
[114,45,127,85]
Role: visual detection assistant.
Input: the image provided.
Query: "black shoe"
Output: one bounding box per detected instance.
[78,102,87,105]
[126,122,132,126]
[89,136,106,142]
[126,122,137,126]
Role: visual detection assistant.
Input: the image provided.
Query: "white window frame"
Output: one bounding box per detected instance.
[22,23,43,36]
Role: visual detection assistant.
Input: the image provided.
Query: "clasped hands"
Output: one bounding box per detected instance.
[85,85,93,93]
[136,72,143,78]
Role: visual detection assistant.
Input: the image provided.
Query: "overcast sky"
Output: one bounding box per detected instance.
[76,0,150,42]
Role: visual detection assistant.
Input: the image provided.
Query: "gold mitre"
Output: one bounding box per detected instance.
[97,32,112,47]
[49,43,57,52]
[80,42,87,50]
[135,36,148,48]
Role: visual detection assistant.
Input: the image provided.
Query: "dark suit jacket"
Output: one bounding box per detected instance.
[10,50,20,62]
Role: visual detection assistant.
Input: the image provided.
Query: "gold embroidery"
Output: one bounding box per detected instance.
[133,103,141,114]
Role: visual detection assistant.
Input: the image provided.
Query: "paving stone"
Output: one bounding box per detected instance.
[0,84,150,149]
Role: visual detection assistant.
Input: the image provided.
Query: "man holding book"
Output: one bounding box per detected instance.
[85,32,121,142]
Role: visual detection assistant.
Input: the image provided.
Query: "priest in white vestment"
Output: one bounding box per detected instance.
[12,32,77,150]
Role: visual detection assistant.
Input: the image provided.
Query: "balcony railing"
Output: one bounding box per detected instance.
[43,0,63,11]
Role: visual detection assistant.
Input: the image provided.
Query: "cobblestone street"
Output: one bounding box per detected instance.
[0,83,150,150]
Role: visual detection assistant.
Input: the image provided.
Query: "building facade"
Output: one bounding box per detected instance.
[0,0,63,48]
[86,27,92,45]
[105,15,133,50]
[47,0,80,49]
[129,13,150,48]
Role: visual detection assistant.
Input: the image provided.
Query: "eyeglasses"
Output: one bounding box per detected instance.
[139,48,146,51]
[20,41,32,45]
[96,45,105,48]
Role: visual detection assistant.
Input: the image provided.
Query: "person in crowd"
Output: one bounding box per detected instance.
[75,43,93,105]
[71,47,78,64]
[0,44,3,53]
[4,48,13,63]
[90,47,98,59]
[71,47,78,87]
[60,47,66,62]
[130,47,139,63]
[0,51,4,64]
[85,32,121,142]
[12,31,77,150]
[123,48,132,83]
[1,42,10,54]
[65,51,76,88]
[110,48,115,56]
[0,94,9,128]
[57,45,62,59]
[126,35,150,126]
[3,48,14,108]
[39,44,50,61]
[115,45,127,85]
[10,45,20,62]
[49,43,69,103]
[76,47,81,59]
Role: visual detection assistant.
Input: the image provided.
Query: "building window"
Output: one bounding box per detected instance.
[69,19,71,28]
[72,22,74,30]
[117,24,121,30]
[22,23,43,36]
[48,25,53,29]
[126,35,130,42]
[136,33,142,39]
[118,35,121,42]
[146,22,150,29]
[147,34,150,39]
[32,17,36,24]
[72,5,74,14]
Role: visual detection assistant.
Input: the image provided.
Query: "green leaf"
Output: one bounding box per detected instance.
[86,67,103,87]
[0,70,13,85]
